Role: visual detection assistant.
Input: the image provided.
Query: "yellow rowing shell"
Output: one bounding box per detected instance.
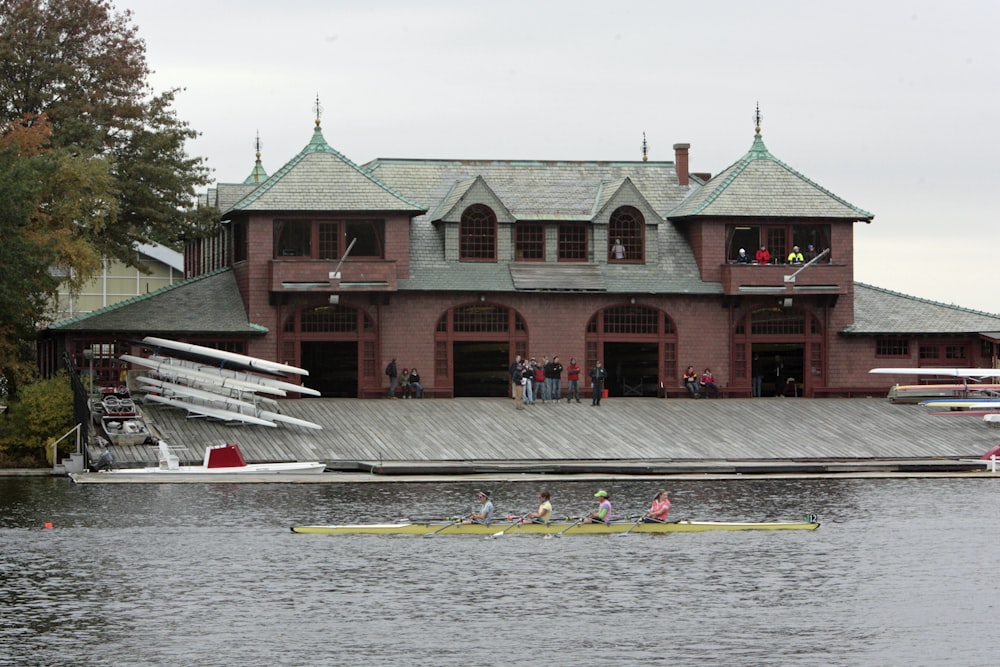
[290,519,820,536]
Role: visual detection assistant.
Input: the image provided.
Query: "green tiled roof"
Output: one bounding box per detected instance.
[226,125,426,214]
[47,269,268,335]
[669,133,874,220]
[845,283,1000,335]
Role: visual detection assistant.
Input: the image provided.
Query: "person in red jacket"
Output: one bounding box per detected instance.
[566,357,581,403]
[755,245,771,264]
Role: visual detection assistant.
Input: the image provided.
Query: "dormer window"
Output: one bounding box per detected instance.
[460,204,497,262]
[608,206,644,263]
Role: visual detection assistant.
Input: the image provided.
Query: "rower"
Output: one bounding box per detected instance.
[644,489,671,522]
[525,490,552,524]
[463,491,494,524]
[584,489,612,524]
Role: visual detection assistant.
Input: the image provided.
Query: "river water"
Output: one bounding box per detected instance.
[1,476,997,666]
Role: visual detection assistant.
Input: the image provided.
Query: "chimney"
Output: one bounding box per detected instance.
[673,143,690,186]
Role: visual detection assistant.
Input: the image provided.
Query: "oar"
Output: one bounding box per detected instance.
[422,514,469,538]
[616,514,646,537]
[552,516,586,538]
[488,515,526,539]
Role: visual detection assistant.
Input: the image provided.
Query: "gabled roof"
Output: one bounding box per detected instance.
[225,124,426,215]
[845,283,1000,335]
[365,158,713,294]
[47,269,268,335]
[669,133,873,220]
[591,177,662,224]
[430,175,516,223]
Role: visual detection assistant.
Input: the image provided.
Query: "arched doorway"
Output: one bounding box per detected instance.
[435,303,528,397]
[585,304,677,397]
[281,304,377,397]
[734,306,824,397]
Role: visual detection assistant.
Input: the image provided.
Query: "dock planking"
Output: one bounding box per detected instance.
[93,396,1000,472]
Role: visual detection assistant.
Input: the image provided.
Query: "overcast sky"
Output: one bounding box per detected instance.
[126,0,999,315]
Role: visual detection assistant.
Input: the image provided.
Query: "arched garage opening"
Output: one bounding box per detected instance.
[282,304,377,397]
[585,304,677,397]
[435,303,528,397]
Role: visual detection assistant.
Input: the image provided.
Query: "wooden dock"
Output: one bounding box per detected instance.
[89,396,1000,475]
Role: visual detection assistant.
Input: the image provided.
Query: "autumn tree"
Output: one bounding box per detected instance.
[0,0,215,380]
[0,0,215,269]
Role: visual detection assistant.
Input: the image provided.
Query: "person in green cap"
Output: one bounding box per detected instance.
[584,489,612,524]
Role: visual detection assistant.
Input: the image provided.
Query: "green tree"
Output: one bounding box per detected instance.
[0,115,110,376]
[0,371,74,466]
[0,0,215,265]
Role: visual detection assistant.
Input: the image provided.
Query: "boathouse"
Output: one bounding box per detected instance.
[39,115,1000,398]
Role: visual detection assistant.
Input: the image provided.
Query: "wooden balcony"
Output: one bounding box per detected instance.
[720,262,850,297]
[268,259,397,293]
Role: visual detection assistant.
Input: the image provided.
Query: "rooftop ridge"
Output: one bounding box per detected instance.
[679,133,873,219]
[231,126,425,212]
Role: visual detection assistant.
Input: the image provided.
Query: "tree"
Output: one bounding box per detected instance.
[0,0,215,265]
[0,115,109,377]
[0,370,74,466]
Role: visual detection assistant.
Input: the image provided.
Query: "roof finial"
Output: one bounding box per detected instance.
[641,132,648,162]
[313,93,323,128]
[753,102,763,135]
[254,130,263,160]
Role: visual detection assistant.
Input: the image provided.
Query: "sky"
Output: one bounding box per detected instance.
[125,0,999,315]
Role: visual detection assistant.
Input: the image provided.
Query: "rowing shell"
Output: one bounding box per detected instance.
[143,336,308,376]
[290,519,820,536]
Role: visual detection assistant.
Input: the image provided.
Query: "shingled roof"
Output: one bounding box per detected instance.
[47,269,267,335]
[845,283,1000,336]
[669,132,874,220]
[365,158,715,294]
[224,124,425,215]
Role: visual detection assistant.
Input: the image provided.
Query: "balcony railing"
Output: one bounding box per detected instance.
[269,259,397,293]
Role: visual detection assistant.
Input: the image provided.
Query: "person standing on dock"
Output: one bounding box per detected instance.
[385,358,398,399]
[566,357,581,403]
[511,360,525,410]
[509,355,522,399]
[545,355,563,403]
[590,360,607,405]
[523,357,537,404]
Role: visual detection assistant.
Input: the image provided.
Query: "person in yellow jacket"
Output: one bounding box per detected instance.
[787,246,804,264]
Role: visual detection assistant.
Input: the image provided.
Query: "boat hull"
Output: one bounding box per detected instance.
[290,519,820,535]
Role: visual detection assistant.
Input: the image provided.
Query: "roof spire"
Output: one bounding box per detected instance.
[313,93,323,128]
[641,132,648,162]
[753,101,763,135]
[243,130,269,184]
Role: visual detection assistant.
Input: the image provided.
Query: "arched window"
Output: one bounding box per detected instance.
[608,206,644,262]
[460,204,497,261]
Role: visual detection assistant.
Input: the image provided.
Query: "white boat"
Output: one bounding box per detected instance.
[147,355,321,397]
[138,377,323,430]
[142,336,309,376]
[145,394,279,427]
[70,441,327,482]
[121,354,286,396]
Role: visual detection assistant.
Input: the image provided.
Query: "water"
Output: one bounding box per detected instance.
[1,477,997,666]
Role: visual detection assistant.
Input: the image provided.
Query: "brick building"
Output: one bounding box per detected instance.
[40,117,1000,397]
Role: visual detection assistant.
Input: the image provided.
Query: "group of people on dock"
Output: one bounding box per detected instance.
[460,488,672,526]
[682,366,720,399]
[509,355,609,410]
[384,358,423,399]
